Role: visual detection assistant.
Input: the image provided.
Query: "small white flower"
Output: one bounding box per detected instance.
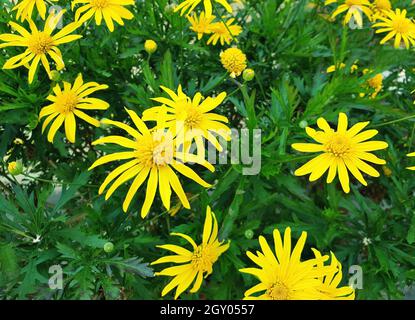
[363,237,372,246]
[33,235,42,243]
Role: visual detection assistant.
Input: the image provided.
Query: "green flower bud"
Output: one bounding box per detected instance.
[299,120,308,128]
[8,160,23,176]
[50,70,61,82]
[243,68,255,82]
[244,229,254,239]
[104,242,114,253]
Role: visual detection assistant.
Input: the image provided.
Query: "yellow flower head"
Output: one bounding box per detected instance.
[89,109,214,217]
[292,113,388,193]
[144,39,158,54]
[188,12,216,40]
[367,73,383,98]
[331,0,372,27]
[370,0,392,21]
[72,0,135,32]
[408,152,415,170]
[39,73,109,143]
[220,47,247,78]
[12,0,59,21]
[207,18,242,46]
[372,9,415,49]
[0,10,82,84]
[152,206,230,299]
[312,249,355,300]
[239,227,353,300]
[175,0,232,17]
[143,85,231,156]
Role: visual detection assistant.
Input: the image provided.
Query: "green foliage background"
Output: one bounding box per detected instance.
[1,0,415,299]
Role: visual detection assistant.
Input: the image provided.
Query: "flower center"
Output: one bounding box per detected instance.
[57,92,78,113]
[136,134,173,168]
[185,107,203,129]
[191,245,215,272]
[325,133,352,157]
[91,0,109,9]
[267,281,290,300]
[393,17,411,34]
[28,32,53,55]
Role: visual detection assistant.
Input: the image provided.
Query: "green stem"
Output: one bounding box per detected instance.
[408,123,415,153]
[277,154,315,163]
[22,173,99,188]
[370,114,415,128]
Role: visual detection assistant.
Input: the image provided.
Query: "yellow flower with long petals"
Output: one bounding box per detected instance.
[142,85,231,156]
[89,109,214,217]
[175,0,232,17]
[331,0,372,27]
[72,0,135,32]
[13,0,58,21]
[372,9,415,49]
[408,152,415,170]
[312,249,355,300]
[188,12,215,40]
[39,74,109,143]
[0,10,82,84]
[152,206,230,299]
[207,18,242,46]
[239,227,349,300]
[292,113,388,193]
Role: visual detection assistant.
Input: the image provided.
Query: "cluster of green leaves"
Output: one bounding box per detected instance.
[1,0,415,299]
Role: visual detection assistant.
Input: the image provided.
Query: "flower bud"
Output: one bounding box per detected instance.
[8,160,23,176]
[299,120,308,128]
[244,229,254,239]
[104,242,114,253]
[49,70,61,82]
[144,40,157,54]
[243,68,255,81]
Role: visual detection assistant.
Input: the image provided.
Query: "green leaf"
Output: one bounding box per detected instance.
[107,257,154,278]
[53,171,92,212]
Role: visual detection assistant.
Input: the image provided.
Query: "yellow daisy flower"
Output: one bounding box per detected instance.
[372,9,415,49]
[175,0,232,17]
[239,227,342,300]
[12,0,59,21]
[188,12,216,40]
[39,74,109,143]
[151,206,230,299]
[292,113,388,193]
[89,108,214,217]
[312,249,355,300]
[408,152,415,170]
[72,0,135,32]
[331,0,372,27]
[142,85,231,156]
[207,18,242,46]
[0,10,82,84]
[370,0,392,21]
[220,47,247,78]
